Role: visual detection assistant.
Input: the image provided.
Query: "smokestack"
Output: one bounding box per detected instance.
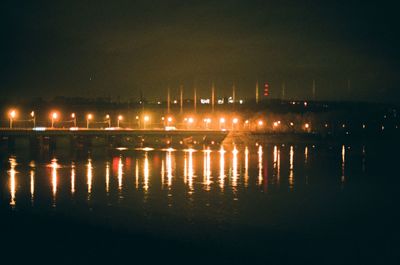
[232,82,236,108]
[256,81,259,104]
[167,86,170,114]
[194,86,197,113]
[180,85,183,114]
[211,82,215,113]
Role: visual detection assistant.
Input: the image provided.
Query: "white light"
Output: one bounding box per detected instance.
[33,127,46,131]
[217,99,224,104]
[201,98,210,104]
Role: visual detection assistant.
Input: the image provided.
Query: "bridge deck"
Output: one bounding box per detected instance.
[0,128,229,137]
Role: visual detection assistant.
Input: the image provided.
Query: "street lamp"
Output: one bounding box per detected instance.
[51,112,58,128]
[187,117,194,129]
[203,118,211,129]
[9,110,16,128]
[71,113,77,127]
[232,118,238,130]
[219,117,226,130]
[135,115,140,128]
[244,120,249,129]
[257,120,264,130]
[31,111,35,128]
[117,115,123,128]
[105,114,111,128]
[87,114,93,129]
[165,116,173,127]
[143,115,150,129]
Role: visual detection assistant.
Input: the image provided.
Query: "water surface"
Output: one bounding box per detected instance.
[1,143,398,264]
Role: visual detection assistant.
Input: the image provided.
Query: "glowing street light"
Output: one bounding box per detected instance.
[143,115,150,129]
[51,112,58,128]
[30,111,36,127]
[117,115,123,128]
[87,114,93,129]
[166,116,173,126]
[232,118,239,130]
[219,117,225,129]
[244,120,249,129]
[304,123,310,131]
[257,120,264,130]
[185,117,194,129]
[9,109,17,128]
[105,114,111,128]
[203,118,211,129]
[71,113,77,127]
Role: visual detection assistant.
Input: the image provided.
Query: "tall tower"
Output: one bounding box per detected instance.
[167,86,170,114]
[232,82,236,107]
[211,82,215,113]
[256,81,259,104]
[180,85,183,114]
[194,86,197,113]
[281,82,286,100]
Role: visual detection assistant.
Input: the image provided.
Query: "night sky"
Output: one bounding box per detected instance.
[1,1,399,102]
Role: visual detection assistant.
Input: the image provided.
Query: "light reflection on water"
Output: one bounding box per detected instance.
[50,158,58,206]
[9,158,17,207]
[29,161,35,202]
[2,144,363,209]
[219,147,225,190]
[71,162,76,195]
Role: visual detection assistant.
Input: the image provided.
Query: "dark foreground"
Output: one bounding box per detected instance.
[1,141,399,265]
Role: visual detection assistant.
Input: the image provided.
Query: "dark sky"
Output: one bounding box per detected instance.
[1,0,399,102]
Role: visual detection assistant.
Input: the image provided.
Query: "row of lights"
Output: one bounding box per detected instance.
[7,110,126,129]
[7,109,310,130]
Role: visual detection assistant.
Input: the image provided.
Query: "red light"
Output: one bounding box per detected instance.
[264,83,269,96]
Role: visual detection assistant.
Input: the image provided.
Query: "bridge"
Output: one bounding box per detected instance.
[0,128,229,151]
